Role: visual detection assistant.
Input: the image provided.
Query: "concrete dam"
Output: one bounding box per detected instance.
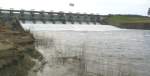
[0,9,103,24]
[1,9,150,76]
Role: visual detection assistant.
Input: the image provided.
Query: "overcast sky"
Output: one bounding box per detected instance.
[0,0,150,15]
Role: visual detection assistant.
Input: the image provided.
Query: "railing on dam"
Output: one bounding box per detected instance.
[0,9,103,24]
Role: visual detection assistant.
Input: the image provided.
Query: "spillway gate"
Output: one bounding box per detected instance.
[0,9,103,24]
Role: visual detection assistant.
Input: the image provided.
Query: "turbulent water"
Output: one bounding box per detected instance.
[21,23,150,76]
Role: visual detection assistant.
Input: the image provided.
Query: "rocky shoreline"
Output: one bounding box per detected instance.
[0,18,44,76]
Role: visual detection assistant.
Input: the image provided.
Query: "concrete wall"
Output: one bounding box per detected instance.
[0,9,103,24]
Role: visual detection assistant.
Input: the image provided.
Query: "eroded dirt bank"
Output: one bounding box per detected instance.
[0,19,44,76]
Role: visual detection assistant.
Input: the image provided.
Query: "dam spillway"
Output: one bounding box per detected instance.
[0,9,103,24]
[1,8,150,76]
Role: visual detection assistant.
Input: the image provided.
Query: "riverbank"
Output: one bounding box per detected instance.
[0,18,44,76]
[101,15,150,29]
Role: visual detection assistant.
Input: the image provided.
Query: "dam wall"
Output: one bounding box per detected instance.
[0,9,103,24]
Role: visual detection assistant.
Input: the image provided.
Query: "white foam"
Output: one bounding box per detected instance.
[21,22,124,31]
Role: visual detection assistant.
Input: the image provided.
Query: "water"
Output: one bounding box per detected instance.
[21,23,150,76]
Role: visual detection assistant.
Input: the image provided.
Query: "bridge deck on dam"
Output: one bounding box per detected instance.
[0,9,103,24]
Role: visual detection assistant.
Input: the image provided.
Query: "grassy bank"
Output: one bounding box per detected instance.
[102,15,150,29]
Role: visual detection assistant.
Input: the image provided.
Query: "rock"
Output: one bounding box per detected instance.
[0,43,14,51]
